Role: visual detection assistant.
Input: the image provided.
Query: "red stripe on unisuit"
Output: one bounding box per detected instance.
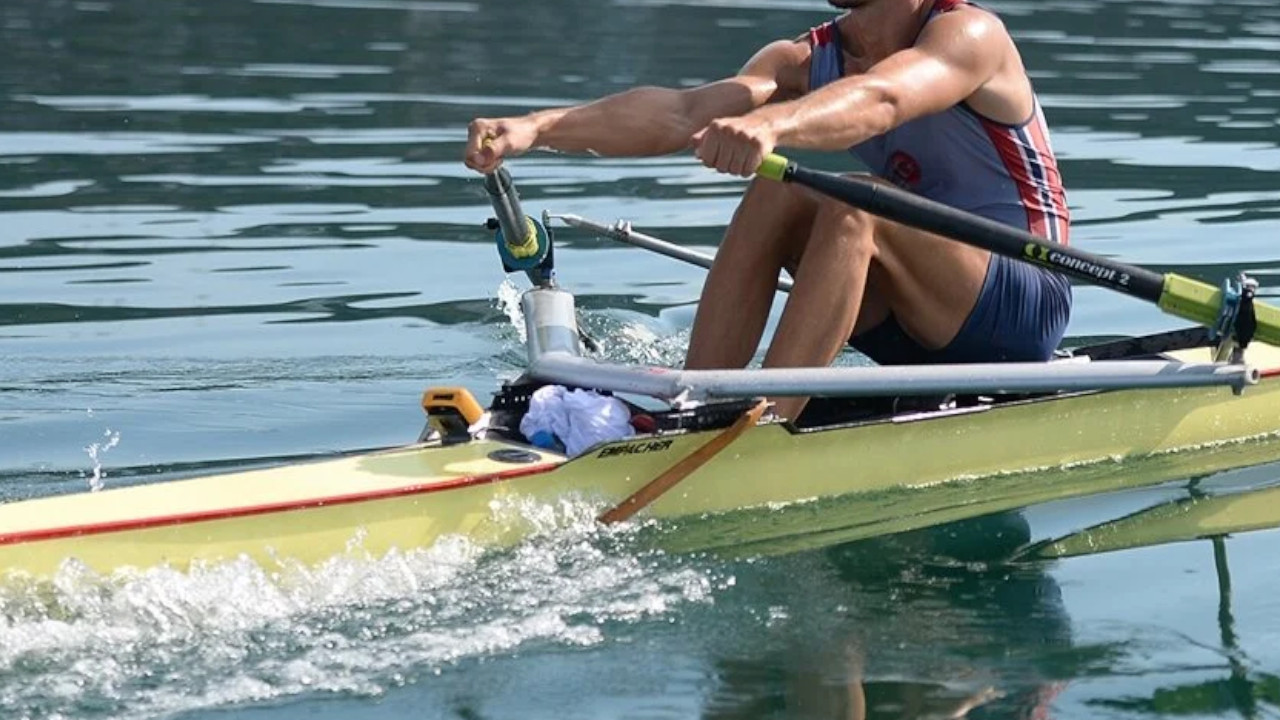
[980,120,1048,239]
[1024,112,1071,245]
[1015,124,1060,244]
[808,22,833,47]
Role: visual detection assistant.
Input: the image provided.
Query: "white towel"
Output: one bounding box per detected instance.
[519,385,635,457]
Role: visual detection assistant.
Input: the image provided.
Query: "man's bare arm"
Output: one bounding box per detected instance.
[758,10,1010,151]
[464,40,806,173]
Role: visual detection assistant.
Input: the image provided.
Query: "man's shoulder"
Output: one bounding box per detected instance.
[739,37,811,97]
[920,2,1011,47]
[917,3,1032,125]
[753,37,811,68]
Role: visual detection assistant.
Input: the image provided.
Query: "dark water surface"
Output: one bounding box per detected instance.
[3,0,1280,718]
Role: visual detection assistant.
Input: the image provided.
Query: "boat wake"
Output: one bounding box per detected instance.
[0,499,719,719]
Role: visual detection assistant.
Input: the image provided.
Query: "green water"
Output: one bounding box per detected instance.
[2,0,1280,717]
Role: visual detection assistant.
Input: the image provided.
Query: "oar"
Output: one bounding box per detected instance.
[755,154,1280,347]
[550,213,795,293]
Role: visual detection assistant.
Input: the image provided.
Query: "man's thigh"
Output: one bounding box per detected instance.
[869,215,992,351]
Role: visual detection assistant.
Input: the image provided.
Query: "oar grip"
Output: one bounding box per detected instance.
[756,153,791,181]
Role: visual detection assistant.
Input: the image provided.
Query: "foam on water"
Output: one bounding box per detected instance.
[0,498,718,719]
[585,315,691,368]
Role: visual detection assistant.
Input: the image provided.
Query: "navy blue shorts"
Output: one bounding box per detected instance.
[849,255,1072,365]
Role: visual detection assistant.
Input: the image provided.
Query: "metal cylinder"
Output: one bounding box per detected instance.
[522,288,581,364]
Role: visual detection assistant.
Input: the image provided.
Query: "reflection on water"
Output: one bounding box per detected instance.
[701,513,1073,720]
[3,0,1280,717]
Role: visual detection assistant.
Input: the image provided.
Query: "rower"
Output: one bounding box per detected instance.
[464,0,1073,422]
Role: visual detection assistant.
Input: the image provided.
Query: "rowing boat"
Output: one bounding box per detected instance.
[3,155,1280,580]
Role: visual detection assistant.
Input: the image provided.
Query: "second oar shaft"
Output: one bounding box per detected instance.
[552,214,794,293]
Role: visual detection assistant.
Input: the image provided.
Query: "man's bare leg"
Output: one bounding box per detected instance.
[685,178,818,370]
[685,180,992,421]
[765,199,992,421]
[763,201,878,420]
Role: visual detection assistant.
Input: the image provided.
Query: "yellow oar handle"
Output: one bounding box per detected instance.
[1160,275,1280,347]
[756,153,791,182]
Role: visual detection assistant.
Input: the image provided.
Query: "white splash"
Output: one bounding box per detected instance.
[580,312,690,367]
[84,429,120,492]
[495,278,526,342]
[0,496,718,719]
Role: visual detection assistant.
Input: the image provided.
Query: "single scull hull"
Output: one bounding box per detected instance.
[3,343,1280,579]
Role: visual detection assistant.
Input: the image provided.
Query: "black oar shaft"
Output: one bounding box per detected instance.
[758,154,1280,347]
[783,163,1167,301]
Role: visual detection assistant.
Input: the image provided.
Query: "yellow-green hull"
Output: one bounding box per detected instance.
[4,350,1280,579]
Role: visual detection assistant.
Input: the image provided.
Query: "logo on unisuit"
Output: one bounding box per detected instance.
[887,150,922,188]
[1023,243,1124,285]
[597,439,674,458]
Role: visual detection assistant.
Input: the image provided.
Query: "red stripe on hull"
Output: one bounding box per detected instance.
[0,461,559,547]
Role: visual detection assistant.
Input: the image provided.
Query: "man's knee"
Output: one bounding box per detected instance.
[739,174,811,211]
[728,176,819,262]
[810,199,878,256]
